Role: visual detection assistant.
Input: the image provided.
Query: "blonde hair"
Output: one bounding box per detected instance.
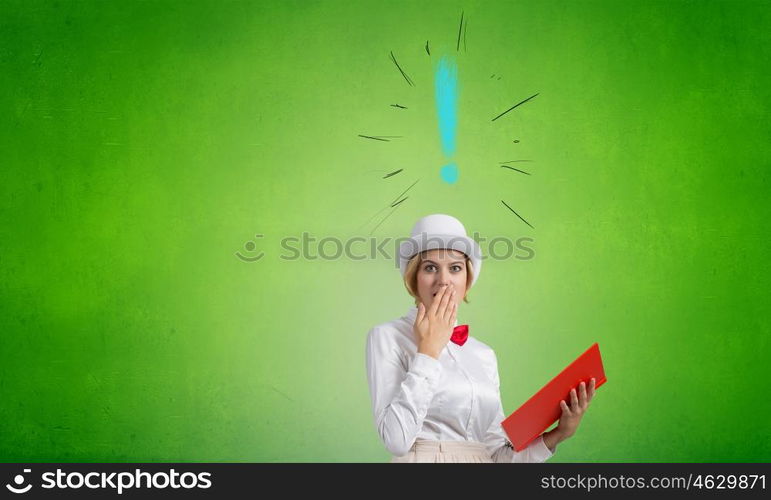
[403,251,474,305]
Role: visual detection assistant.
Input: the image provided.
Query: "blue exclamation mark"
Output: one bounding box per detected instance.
[435,55,459,184]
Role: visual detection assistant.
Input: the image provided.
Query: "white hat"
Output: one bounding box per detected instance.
[398,214,482,287]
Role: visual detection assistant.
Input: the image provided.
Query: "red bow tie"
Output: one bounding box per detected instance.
[451,324,469,346]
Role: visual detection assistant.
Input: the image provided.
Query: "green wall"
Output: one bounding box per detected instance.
[1,0,769,462]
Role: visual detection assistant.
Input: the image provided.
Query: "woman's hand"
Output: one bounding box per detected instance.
[414,284,457,360]
[557,378,596,438]
[543,378,596,451]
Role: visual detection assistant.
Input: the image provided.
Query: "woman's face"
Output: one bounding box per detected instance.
[416,249,468,309]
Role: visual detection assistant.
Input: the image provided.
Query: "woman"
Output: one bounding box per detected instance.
[365,214,596,463]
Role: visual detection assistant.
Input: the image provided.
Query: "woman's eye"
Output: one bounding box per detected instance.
[424,265,436,272]
[451,265,462,272]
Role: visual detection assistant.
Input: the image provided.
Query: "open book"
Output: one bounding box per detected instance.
[501,343,607,451]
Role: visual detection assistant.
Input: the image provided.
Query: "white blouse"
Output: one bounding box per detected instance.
[365,306,555,462]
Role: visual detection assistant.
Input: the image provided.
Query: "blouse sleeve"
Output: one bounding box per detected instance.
[482,351,555,463]
[365,326,442,457]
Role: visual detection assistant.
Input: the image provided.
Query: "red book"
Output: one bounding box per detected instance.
[501,343,607,451]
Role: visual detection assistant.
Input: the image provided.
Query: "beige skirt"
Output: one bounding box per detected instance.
[390,439,494,463]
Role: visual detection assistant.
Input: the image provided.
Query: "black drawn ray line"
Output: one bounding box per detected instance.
[370,205,400,235]
[390,51,414,86]
[371,179,420,235]
[501,200,534,229]
[358,135,389,142]
[358,179,421,234]
[492,93,539,122]
[390,178,419,205]
[357,206,390,233]
[501,165,531,175]
[390,196,408,208]
[456,11,464,52]
[383,169,403,178]
[358,135,404,141]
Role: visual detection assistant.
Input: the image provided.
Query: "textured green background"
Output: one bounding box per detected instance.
[1,0,769,462]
